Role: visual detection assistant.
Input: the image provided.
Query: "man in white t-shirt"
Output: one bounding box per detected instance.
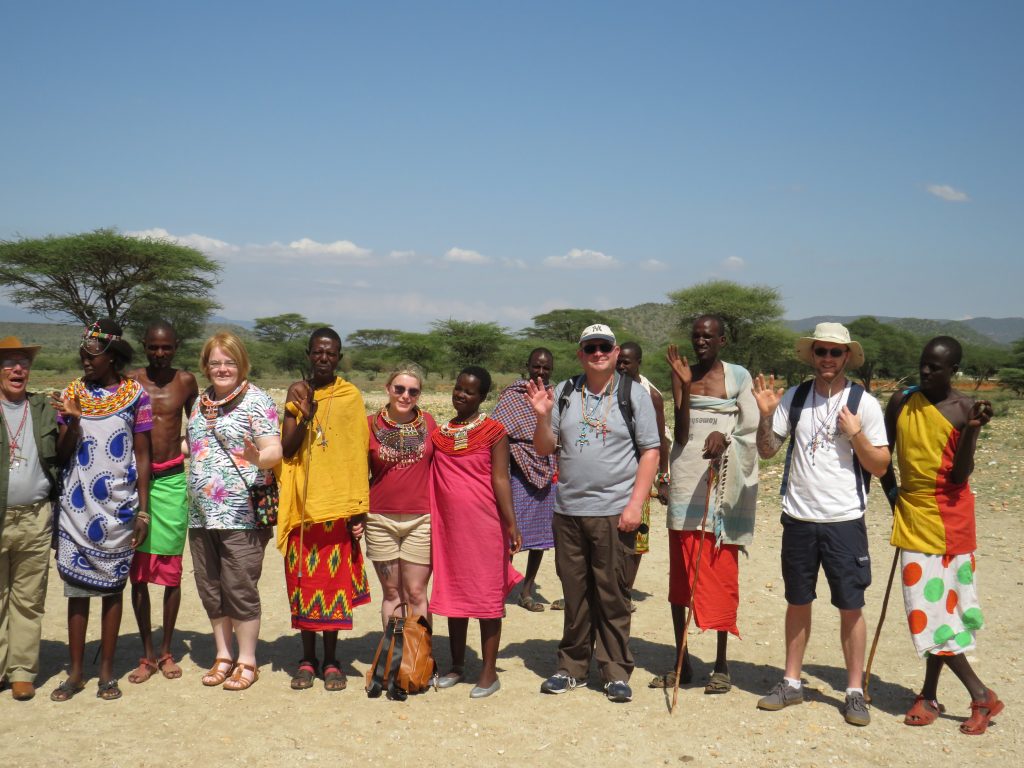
[752,323,890,727]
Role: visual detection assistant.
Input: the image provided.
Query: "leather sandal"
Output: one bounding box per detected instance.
[291,659,318,690]
[960,689,1004,735]
[322,661,347,692]
[157,653,183,679]
[202,658,235,687]
[223,662,259,691]
[96,679,123,700]
[704,671,732,694]
[517,593,545,612]
[128,657,158,684]
[50,678,86,702]
[904,695,944,726]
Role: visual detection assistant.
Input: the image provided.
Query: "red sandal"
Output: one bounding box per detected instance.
[904,695,944,726]
[960,689,1004,735]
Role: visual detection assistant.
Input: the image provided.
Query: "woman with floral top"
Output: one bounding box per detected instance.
[185,332,281,691]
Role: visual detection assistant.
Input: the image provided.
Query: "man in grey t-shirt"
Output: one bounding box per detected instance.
[0,336,58,702]
[527,324,660,703]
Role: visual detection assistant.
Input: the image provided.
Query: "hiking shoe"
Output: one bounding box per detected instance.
[757,681,804,710]
[604,680,633,703]
[540,672,578,695]
[843,691,871,726]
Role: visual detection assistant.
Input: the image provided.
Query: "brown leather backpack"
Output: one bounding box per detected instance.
[365,604,435,700]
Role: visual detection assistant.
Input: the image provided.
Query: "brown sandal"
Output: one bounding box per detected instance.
[128,657,158,684]
[322,661,347,692]
[202,658,235,687]
[904,695,944,726]
[223,662,259,691]
[960,689,1004,735]
[157,653,183,679]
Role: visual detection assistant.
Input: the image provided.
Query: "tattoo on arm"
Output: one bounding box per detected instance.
[757,415,783,458]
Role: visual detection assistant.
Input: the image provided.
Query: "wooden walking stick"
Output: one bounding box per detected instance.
[864,546,900,703]
[296,385,314,579]
[671,462,715,714]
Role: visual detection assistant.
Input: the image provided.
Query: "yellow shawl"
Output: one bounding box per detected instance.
[275,377,370,555]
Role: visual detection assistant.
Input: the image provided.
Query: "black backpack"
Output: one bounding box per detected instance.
[556,373,639,459]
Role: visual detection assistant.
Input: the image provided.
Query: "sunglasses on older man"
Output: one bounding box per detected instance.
[582,342,614,355]
[391,384,421,397]
[814,347,846,358]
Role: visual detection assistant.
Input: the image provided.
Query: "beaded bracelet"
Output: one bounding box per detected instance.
[655,471,671,485]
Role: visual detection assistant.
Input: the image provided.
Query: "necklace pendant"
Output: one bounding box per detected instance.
[454,429,469,451]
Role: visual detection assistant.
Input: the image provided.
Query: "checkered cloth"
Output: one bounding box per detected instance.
[492,379,556,490]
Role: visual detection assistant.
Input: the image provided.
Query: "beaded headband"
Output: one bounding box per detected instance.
[80,322,122,355]
[83,322,122,342]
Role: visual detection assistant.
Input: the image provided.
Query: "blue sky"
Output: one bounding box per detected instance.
[2,1,1020,337]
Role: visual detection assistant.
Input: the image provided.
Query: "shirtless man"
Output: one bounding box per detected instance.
[126,321,198,683]
[651,315,758,693]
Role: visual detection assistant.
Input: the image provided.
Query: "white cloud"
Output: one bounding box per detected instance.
[287,238,372,259]
[721,255,745,271]
[444,247,490,264]
[501,257,529,269]
[126,227,239,253]
[544,248,619,269]
[388,250,418,262]
[926,184,969,203]
[640,259,669,272]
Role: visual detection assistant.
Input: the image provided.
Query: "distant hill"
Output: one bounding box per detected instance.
[959,317,1024,346]
[786,315,1021,348]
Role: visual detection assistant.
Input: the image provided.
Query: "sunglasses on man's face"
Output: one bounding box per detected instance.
[582,342,614,355]
[391,385,421,397]
[814,347,846,358]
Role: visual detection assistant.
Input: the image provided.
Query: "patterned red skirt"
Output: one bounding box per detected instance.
[285,520,370,631]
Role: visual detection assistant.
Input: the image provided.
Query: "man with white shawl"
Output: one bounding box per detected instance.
[651,315,758,694]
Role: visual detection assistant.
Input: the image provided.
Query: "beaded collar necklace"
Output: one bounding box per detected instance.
[374,406,427,465]
[200,381,249,424]
[439,412,487,451]
[68,378,142,418]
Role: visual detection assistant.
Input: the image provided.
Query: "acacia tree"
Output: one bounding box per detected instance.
[253,313,325,342]
[252,313,328,377]
[962,344,1009,391]
[668,280,794,373]
[846,317,919,392]
[430,319,509,373]
[345,329,403,350]
[0,228,221,340]
[525,309,613,343]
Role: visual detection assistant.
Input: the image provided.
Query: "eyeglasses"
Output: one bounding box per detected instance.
[1,358,31,369]
[582,342,614,355]
[391,385,421,397]
[208,360,239,369]
[814,347,846,358]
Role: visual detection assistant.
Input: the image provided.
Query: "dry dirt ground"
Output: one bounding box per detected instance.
[3,394,1022,767]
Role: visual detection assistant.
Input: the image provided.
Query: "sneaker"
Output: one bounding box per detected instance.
[757,680,804,710]
[604,680,633,703]
[843,691,871,726]
[540,672,578,695]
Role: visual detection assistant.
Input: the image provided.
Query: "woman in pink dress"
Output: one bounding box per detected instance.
[431,366,521,698]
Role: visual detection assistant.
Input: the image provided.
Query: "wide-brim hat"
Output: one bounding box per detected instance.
[579,323,616,345]
[0,336,42,362]
[796,322,865,368]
